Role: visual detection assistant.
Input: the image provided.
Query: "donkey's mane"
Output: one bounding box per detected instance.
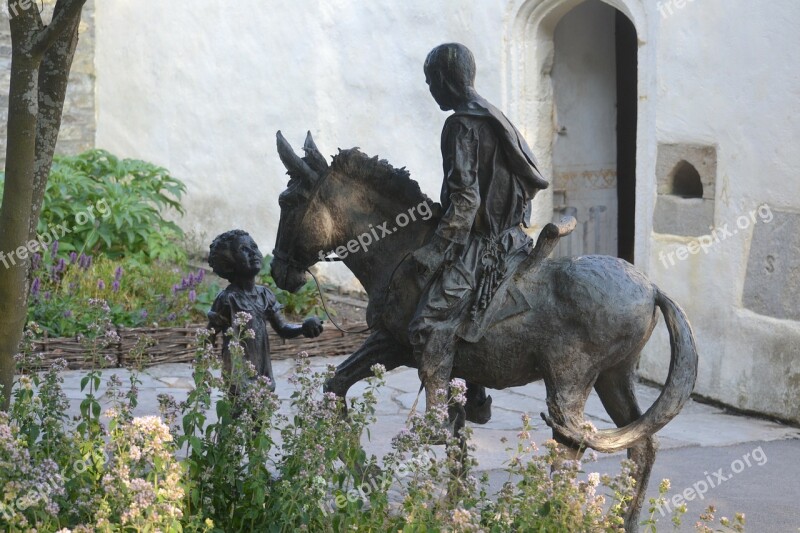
[330,148,437,210]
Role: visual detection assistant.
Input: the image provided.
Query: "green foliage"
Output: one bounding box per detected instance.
[28,250,218,337]
[1,149,188,263]
[26,249,323,338]
[0,312,745,532]
[259,256,325,318]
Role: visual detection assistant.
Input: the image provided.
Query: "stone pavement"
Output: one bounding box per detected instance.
[58,355,800,531]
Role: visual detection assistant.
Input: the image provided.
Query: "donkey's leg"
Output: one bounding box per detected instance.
[595,365,658,533]
[324,329,409,400]
[323,329,410,481]
[465,382,492,424]
[542,365,596,462]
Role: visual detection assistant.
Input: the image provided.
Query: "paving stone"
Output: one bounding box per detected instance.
[44,354,799,479]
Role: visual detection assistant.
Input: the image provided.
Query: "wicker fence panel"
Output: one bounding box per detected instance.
[27,322,369,371]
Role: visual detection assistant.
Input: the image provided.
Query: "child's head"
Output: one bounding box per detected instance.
[208,229,264,282]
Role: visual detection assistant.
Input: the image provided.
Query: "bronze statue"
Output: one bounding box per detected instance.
[409,43,550,427]
[207,229,323,392]
[269,46,697,533]
[271,132,697,531]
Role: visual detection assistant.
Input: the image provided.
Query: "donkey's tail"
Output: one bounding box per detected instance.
[542,288,698,453]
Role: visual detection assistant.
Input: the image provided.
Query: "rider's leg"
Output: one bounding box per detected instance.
[416,325,457,418]
[408,266,471,420]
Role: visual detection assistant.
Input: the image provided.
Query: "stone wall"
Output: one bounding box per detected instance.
[0,0,96,171]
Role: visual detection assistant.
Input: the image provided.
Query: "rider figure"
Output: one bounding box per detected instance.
[409,43,549,419]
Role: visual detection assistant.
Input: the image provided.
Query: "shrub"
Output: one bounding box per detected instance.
[0,310,746,532]
[27,248,217,337]
[0,149,188,263]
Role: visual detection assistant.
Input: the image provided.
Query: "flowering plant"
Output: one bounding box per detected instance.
[27,246,215,337]
[0,309,746,531]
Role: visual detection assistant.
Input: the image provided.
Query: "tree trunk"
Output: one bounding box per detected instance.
[0,0,87,408]
[29,5,82,241]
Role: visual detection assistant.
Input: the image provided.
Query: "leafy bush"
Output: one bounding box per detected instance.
[27,247,217,337]
[1,149,188,263]
[0,309,747,532]
[259,256,325,319]
[26,246,325,337]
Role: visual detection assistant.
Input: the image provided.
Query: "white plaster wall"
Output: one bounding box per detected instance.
[94,0,509,285]
[642,0,800,423]
[93,0,800,422]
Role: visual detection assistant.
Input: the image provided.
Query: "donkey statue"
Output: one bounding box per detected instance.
[270,131,698,531]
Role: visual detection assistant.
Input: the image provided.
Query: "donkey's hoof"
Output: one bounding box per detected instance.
[465,394,492,424]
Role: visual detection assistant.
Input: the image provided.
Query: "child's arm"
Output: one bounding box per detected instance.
[268,309,323,339]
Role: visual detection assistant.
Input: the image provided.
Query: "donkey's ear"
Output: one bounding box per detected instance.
[277,130,319,184]
[303,131,329,173]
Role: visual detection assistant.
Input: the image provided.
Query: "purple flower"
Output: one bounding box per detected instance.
[97,279,106,290]
[140,310,148,319]
[44,291,51,301]
[31,253,41,271]
[111,280,120,292]
[167,313,176,321]
[171,284,179,296]
[188,289,197,303]
[114,266,123,281]
[55,258,66,273]
[31,278,40,297]
[196,269,205,282]
[63,310,73,318]
[50,240,59,255]
[69,252,78,264]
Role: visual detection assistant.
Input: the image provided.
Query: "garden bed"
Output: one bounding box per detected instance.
[27,321,369,370]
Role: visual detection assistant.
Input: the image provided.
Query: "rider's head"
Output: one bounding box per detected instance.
[424,43,476,111]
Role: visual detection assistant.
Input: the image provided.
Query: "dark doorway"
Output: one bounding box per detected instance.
[616,10,637,264]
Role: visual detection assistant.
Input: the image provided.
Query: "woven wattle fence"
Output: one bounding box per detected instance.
[27,322,369,371]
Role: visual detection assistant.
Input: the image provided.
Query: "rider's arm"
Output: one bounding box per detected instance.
[435,117,480,246]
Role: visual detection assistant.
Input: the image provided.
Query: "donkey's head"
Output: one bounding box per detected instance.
[272,131,441,294]
[271,131,337,292]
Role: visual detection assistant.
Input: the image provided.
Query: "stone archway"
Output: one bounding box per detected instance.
[506,0,655,266]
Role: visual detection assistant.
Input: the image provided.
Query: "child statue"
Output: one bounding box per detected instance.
[207,229,323,392]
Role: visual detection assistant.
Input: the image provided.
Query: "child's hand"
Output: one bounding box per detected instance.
[301,317,324,338]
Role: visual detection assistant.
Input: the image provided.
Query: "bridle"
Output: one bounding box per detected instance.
[271,169,413,336]
[272,169,331,273]
[271,170,375,335]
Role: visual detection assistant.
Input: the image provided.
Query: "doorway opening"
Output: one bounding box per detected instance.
[550,0,637,262]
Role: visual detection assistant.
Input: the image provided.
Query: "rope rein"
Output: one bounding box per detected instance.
[305,250,412,336]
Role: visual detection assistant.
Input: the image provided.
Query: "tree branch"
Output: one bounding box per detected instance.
[31,0,87,57]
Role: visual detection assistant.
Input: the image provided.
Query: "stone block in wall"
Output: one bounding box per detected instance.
[653,195,715,237]
[656,143,717,199]
[742,209,800,321]
[653,143,717,237]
